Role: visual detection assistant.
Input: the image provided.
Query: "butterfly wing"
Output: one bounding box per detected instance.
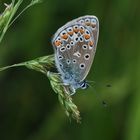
[52,15,99,86]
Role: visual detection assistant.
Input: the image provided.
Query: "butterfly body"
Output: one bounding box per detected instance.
[52,15,99,93]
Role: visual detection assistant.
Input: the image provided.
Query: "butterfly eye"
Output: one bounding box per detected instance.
[79,63,85,69]
[80,82,88,89]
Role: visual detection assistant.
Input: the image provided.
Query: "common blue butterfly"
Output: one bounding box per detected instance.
[52,15,99,94]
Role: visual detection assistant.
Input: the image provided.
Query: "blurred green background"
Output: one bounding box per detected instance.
[0,0,140,140]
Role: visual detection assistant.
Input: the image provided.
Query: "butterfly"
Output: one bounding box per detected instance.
[52,15,99,94]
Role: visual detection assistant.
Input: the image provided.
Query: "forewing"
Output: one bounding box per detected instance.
[52,15,99,82]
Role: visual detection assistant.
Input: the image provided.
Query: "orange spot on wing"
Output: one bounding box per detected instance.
[79,29,84,34]
[91,23,96,28]
[89,40,94,46]
[68,31,74,36]
[54,40,61,47]
[84,34,90,40]
[61,34,68,40]
[85,22,91,26]
[73,28,79,33]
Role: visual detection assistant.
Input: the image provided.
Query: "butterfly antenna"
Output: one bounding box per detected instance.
[87,81,108,107]
[86,80,96,88]
[88,80,112,89]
